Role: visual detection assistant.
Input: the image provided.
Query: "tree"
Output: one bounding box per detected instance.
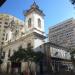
[10,45,45,75]
[0,0,6,7]
[34,51,45,74]
[70,0,75,4]
[26,45,45,75]
[10,46,27,62]
[10,46,27,74]
[70,49,75,68]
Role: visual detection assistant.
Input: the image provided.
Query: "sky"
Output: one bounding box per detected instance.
[0,0,75,34]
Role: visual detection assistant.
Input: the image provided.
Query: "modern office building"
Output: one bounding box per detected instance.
[49,18,75,50]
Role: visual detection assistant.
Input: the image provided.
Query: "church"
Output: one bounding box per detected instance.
[0,2,73,74]
[0,2,46,72]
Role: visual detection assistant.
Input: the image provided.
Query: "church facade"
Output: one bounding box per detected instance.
[0,2,46,72]
[0,2,73,73]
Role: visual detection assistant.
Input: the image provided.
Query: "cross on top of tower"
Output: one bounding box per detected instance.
[24,1,45,16]
[31,1,39,9]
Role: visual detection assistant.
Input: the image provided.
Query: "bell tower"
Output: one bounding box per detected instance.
[24,2,46,49]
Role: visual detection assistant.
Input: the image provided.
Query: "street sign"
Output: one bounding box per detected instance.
[0,0,6,7]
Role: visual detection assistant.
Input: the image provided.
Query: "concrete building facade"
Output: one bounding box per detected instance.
[41,42,73,72]
[49,18,75,49]
[0,14,24,46]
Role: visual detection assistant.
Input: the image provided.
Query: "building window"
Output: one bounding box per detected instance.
[28,18,31,28]
[3,29,5,32]
[3,33,5,36]
[2,38,4,40]
[0,22,2,24]
[8,49,11,57]
[1,42,4,45]
[27,43,31,48]
[6,34,8,40]
[5,22,8,25]
[38,18,41,28]
[2,51,5,58]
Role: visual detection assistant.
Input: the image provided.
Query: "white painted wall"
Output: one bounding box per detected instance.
[33,12,44,32]
[6,29,13,41]
[34,38,44,49]
[25,12,34,32]
[25,11,44,34]
[50,47,71,60]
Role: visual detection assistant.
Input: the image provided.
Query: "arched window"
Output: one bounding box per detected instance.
[6,33,8,40]
[27,43,31,47]
[8,49,11,57]
[38,18,41,28]
[28,18,31,28]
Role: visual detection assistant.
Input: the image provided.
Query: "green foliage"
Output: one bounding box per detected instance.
[9,45,45,75]
[10,46,27,62]
[10,45,45,64]
[33,51,45,63]
[70,49,75,61]
[70,0,75,4]
[70,48,75,68]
